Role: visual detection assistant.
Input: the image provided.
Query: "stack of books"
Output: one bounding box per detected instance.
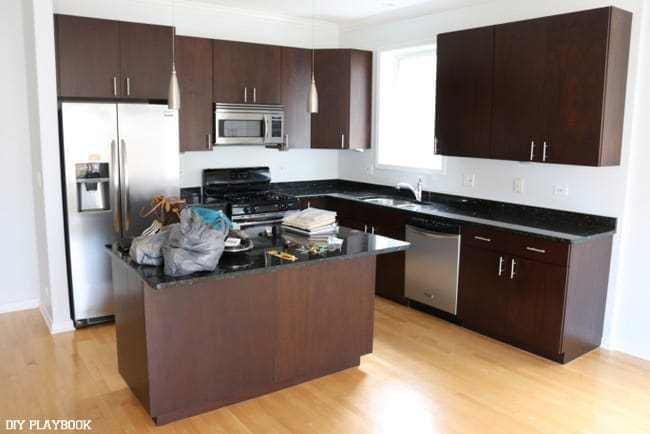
[282,208,338,241]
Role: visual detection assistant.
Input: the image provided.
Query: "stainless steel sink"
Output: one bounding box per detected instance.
[361,197,420,209]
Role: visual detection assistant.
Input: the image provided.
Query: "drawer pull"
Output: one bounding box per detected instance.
[423,292,435,299]
[474,236,491,242]
[526,247,546,254]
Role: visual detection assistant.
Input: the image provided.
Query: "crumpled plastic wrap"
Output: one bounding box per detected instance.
[162,208,228,276]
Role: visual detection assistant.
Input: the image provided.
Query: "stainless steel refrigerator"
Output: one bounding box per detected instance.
[60,102,179,327]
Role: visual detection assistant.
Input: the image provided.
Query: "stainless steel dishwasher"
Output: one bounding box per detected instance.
[404,216,461,315]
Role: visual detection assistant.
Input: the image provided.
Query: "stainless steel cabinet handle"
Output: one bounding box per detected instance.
[406,225,459,240]
[285,134,289,149]
[126,77,131,96]
[341,134,345,149]
[364,224,368,233]
[244,87,247,103]
[498,256,505,276]
[307,201,311,208]
[371,226,375,235]
[423,292,435,299]
[111,139,120,233]
[474,236,491,242]
[253,87,256,103]
[113,77,117,96]
[526,246,546,254]
[510,258,517,279]
[206,133,212,150]
[120,139,130,232]
[542,141,548,162]
[529,140,535,161]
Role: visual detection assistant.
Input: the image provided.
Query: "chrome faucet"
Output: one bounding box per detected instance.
[396,177,423,202]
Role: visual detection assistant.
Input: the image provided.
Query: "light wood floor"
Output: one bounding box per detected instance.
[2,298,650,433]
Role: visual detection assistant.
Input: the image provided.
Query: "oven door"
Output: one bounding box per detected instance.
[215,111,265,145]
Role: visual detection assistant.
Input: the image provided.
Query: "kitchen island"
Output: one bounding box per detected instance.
[107,226,408,425]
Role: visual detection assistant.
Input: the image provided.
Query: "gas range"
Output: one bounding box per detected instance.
[202,167,299,226]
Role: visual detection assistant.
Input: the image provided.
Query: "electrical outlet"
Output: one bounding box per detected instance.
[554,185,569,196]
[463,174,476,187]
[513,177,524,193]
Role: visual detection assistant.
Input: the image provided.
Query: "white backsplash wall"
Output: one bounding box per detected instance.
[180,148,338,187]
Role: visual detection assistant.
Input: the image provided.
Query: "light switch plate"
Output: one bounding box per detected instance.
[513,177,524,193]
[554,185,569,196]
[463,174,476,187]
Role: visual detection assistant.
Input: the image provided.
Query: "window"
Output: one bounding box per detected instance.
[377,44,443,171]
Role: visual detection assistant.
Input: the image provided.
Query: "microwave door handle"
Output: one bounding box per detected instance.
[263,115,270,143]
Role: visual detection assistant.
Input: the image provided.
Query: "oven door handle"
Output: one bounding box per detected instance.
[234,217,285,228]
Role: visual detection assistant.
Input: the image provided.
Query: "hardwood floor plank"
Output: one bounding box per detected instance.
[1,300,649,433]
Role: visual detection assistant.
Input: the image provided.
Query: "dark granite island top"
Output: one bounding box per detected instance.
[107,226,409,289]
[108,226,408,425]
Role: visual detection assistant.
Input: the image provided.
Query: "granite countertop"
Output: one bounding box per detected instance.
[107,226,409,290]
[269,180,617,243]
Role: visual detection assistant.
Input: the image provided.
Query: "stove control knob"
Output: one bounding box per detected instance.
[243,207,249,214]
[250,206,256,214]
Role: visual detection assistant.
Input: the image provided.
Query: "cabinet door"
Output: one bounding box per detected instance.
[282,47,312,148]
[348,50,372,150]
[505,257,566,355]
[119,22,172,100]
[458,246,509,335]
[55,15,120,98]
[176,36,213,152]
[247,43,282,104]
[541,8,610,166]
[435,26,494,158]
[491,18,546,162]
[213,40,248,103]
[312,50,350,149]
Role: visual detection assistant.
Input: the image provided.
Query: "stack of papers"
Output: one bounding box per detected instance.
[282,207,337,236]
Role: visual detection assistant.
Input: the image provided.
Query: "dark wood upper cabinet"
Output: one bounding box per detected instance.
[436,7,631,166]
[311,49,371,150]
[55,14,172,100]
[175,36,213,152]
[491,18,546,161]
[435,26,494,159]
[213,40,281,104]
[281,47,312,148]
[55,15,120,98]
[541,7,631,166]
[119,22,172,100]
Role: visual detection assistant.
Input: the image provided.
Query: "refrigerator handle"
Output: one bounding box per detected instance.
[120,139,130,233]
[111,139,120,233]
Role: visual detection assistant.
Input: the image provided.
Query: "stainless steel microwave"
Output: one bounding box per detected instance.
[214,103,284,146]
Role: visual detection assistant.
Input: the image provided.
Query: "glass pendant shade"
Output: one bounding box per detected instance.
[168,62,181,109]
[308,72,318,113]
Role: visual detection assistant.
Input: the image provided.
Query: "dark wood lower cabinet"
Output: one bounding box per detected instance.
[111,253,376,425]
[457,246,509,335]
[458,224,613,363]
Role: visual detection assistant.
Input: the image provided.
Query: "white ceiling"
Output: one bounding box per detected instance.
[186,0,491,26]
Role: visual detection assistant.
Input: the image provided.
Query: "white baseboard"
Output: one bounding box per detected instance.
[39,304,75,334]
[612,338,650,362]
[0,298,39,314]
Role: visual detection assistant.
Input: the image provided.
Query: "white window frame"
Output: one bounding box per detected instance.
[373,41,445,174]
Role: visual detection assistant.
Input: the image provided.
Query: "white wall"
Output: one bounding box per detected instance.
[340,0,650,360]
[610,0,650,361]
[0,0,40,313]
[54,0,341,187]
[22,0,74,333]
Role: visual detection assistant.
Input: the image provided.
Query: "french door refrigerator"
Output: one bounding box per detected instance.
[60,103,179,327]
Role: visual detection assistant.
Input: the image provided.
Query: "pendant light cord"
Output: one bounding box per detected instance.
[311,0,315,76]
[171,0,176,64]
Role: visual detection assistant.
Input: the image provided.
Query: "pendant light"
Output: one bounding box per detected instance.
[307,0,319,113]
[168,0,181,110]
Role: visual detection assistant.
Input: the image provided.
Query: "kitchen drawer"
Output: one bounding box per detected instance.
[462,224,570,266]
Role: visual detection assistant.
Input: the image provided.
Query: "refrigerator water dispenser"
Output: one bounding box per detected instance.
[76,162,110,212]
